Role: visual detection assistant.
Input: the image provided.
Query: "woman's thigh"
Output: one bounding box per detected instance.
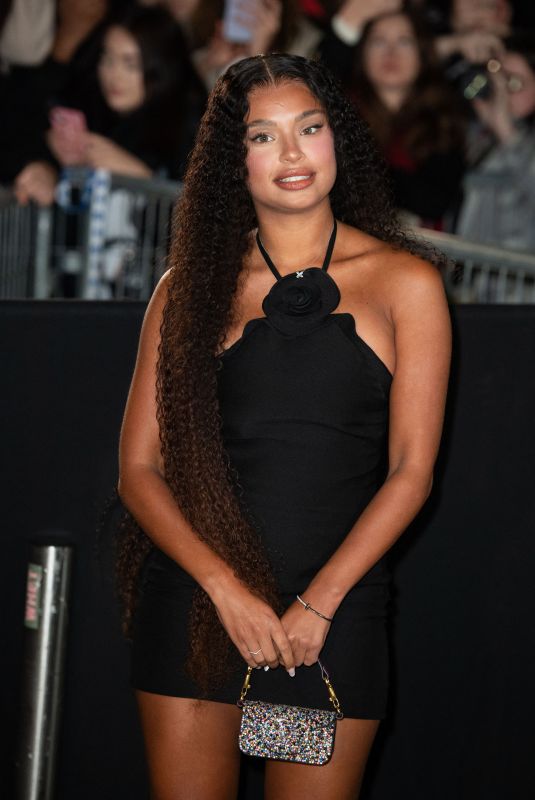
[264,717,381,800]
[136,690,242,800]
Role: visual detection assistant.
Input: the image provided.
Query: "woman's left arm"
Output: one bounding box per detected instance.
[85,133,153,177]
[281,255,452,667]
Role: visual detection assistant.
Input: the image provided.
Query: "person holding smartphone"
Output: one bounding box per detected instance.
[190,0,323,90]
[14,5,206,205]
[118,53,451,798]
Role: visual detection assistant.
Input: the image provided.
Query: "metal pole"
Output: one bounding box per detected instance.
[16,543,73,800]
[32,207,53,299]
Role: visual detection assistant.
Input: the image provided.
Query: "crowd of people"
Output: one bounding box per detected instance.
[1,0,534,250]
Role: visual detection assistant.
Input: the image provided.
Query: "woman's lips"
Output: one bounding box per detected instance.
[274,173,315,190]
[379,61,402,74]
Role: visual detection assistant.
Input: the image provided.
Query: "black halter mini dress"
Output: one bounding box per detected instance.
[131,223,393,720]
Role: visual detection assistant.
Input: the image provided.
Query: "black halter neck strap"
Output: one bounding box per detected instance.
[256,220,338,281]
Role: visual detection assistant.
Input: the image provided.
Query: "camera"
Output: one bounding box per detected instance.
[445,56,497,100]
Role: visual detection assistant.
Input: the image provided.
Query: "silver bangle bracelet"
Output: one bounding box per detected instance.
[296,594,333,622]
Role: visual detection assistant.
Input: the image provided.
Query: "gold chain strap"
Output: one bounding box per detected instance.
[238,660,344,720]
[239,666,253,705]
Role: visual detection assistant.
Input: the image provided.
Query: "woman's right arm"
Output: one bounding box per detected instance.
[118,272,295,672]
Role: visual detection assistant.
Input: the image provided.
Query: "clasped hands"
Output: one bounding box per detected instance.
[213,581,333,676]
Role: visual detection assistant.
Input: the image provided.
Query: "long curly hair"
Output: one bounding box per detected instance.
[116,53,444,693]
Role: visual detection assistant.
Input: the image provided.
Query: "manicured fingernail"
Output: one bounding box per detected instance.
[255,666,261,669]
[287,668,295,677]
[264,666,269,671]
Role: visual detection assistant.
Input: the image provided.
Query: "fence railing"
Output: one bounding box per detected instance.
[2,172,535,302]
[414,227,535,304]
[0,188,53,299]
[0,169,180,300]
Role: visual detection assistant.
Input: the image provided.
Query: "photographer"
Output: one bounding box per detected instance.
[434,0,511,62]
[455,50,535,251]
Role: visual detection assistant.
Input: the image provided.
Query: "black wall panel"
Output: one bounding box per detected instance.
[1,302,534,799]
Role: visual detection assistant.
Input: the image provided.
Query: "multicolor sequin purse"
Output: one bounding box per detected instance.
[237,661,344,765]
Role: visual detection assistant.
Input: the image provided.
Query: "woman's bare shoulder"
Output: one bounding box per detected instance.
[151,268,172,307]
[143,268,172,322]
[132,269,173,358]
[339,223,445,307]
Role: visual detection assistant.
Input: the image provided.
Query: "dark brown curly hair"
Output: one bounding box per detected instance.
[116,53,444,694]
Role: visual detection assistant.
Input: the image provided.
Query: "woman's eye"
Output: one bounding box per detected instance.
[302,123,323,135]
[249,133,273,143]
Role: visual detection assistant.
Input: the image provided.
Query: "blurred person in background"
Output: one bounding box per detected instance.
[176,0,324,89]
[14,5,206,205]
[319,0,405,86]
[318,1,456,87]
[455,50,535,250]
[0,0,112,185]
[432,0,512,91]
[435,0,512,53]
[0,0,56,67]
[347,8,467,229]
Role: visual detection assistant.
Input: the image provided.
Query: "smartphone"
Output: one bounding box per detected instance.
[222,0,259,44]
[50,107,88,137]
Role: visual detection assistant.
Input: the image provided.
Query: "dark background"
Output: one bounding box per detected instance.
[1,302,534,799]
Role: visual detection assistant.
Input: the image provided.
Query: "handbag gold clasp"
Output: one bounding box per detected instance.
[320,661,344,719]
[238,666,253,707]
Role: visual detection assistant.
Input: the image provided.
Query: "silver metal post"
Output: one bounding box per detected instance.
[32,207,53,299]
[16,543,73,800]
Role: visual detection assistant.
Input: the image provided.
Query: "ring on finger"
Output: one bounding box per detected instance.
[248,647,263,655]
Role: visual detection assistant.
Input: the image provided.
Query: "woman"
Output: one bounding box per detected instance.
[14,5,206,204]
[118,54,451,798]
[323,8,467,228]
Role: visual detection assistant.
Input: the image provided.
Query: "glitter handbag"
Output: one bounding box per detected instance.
[237,660,344,765]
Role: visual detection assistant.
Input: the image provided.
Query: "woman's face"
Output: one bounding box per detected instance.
[245,81,336,216]
[98,27,145,114]
[363,14,420,96]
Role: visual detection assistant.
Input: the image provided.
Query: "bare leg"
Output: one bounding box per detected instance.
[264,718,381,800]
[135,691,242,800]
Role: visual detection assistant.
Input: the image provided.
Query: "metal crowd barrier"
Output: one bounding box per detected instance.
[0,170,180,300]
[414,227,535,304]
[2,175,535,302]
[0,188,52,299]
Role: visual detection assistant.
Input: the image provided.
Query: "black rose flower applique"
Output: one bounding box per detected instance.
[262,267,341,336]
